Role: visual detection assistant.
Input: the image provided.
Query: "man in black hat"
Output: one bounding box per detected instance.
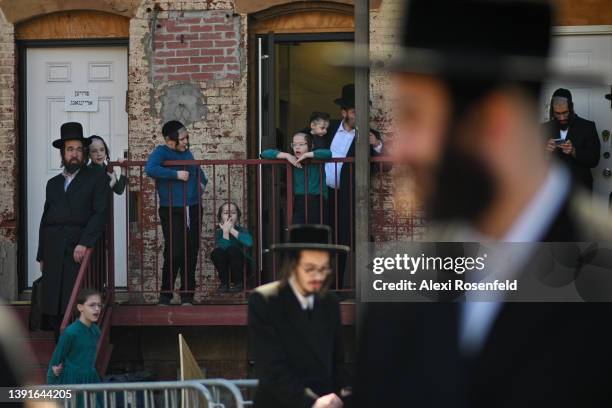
[543,88,600,191]
[325,84,385,291]
[248,224,351,408]
[145,120,207,305]
[37,122,110,339]
[356,0,612,407]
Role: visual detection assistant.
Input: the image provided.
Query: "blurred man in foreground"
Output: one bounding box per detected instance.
[357,0,612,407]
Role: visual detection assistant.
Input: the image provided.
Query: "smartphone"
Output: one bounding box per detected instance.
[553,139,565,145]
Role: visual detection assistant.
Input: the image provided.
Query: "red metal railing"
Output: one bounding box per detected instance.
[59,196,115,375]
[107,158,422,303]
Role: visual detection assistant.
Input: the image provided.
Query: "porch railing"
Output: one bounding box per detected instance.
[105,157,422,304]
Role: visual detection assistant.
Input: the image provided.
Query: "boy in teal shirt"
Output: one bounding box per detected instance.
[261,132,331,224]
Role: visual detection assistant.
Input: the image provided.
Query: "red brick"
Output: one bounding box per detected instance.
[214,56,237,64]
[179,33,199,41]
[179,18,201,24]
[214,24,234,32]
[177,65,200,73]
[155,50,176,57]
[201,48,224,56]
[190,25,213,32]
[226,64,240,71]
[191,73,214,80]
[154,58,166,65]
[176,49,200,57]
[166,42,188,49]
[199,33,224,40]
[225,73,240,80]
[156,66,176,73]
[154,41,165,49]
[166,25,189,33]
[224,31,236,39]
[167,74,190,81]
[166,57,189,65]
[214,40,237,47]
[203,17,226,24]
[155,34,175,41]
[190,56,214,64]
[190,40,214,48]
[201,65,224,72]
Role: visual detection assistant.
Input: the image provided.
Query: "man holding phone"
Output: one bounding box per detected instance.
[544,88,600,191]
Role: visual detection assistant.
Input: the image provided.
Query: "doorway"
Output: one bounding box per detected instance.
[254,32,354,280]
[544,30,612,214]
[21,44,129,288]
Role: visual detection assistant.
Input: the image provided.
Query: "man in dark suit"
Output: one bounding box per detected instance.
[37,122,110,338]
[325,84,385,290]
[355,0,612,407]
[248,225,351,408]
[543,88,600,190]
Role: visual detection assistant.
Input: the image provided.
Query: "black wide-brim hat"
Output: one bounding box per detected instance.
[270,224,350,253]
[334,84,355,108]
[52,122,90,149]
[345,0,605,84]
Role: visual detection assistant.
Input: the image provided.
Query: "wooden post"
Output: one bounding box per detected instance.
[354,0,370,329]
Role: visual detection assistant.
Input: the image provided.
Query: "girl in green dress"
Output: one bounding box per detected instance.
[47,288,102,385]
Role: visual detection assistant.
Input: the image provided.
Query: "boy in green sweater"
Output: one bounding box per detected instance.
[261,132,332,224]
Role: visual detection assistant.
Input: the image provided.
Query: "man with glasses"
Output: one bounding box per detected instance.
[543,88,600,191]
[37,122,110,340]
[145,120,207,305]
[248,224,351,408]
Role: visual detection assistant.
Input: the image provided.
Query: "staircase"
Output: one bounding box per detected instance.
[12,304,55,384]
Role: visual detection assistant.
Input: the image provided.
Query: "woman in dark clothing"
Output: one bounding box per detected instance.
[87,135,126,195]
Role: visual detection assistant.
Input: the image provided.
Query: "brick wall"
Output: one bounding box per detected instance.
[369,0,426,242]
[128,0,248,302]
[0,11,15,245]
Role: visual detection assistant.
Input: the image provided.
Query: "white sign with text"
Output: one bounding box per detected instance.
[64,89,99,112]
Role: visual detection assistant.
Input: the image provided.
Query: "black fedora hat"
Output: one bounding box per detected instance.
[52,122,90,149]
[270,224,350,253]
[344,0,604,84]
[334,84,355,108]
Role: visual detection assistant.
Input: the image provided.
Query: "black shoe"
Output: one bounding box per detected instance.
[218,283,229,293]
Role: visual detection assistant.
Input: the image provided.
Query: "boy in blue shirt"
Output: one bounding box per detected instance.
[145,120,207,305]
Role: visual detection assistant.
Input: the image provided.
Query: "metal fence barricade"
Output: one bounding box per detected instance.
[41,380,214,408]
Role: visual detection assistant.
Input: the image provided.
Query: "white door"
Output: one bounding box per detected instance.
[544,31,612,213]
[27,47,128,287]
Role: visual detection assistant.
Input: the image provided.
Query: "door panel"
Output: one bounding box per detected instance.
[26,47,128,287]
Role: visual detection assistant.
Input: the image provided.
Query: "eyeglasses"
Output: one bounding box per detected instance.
[298,263,332,275]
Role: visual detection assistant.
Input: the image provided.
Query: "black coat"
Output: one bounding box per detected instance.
[37,165,110,316]
[356,190,612,408]
[543,115,600,190]
[248,281,349,408]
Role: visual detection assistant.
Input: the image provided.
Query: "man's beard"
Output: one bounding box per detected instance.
[426,146,496,225]
[557,120,569,131]
[63,158,84,174]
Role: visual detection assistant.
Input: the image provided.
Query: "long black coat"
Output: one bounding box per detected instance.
[356,190,612,407]
[36,165,110,316]
[248,281,349,408]
[543,115,600,190]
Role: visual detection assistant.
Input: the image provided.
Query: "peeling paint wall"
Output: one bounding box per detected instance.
[128,0,248,303]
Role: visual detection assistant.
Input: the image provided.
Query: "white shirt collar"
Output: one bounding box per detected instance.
[288,277,314,311]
